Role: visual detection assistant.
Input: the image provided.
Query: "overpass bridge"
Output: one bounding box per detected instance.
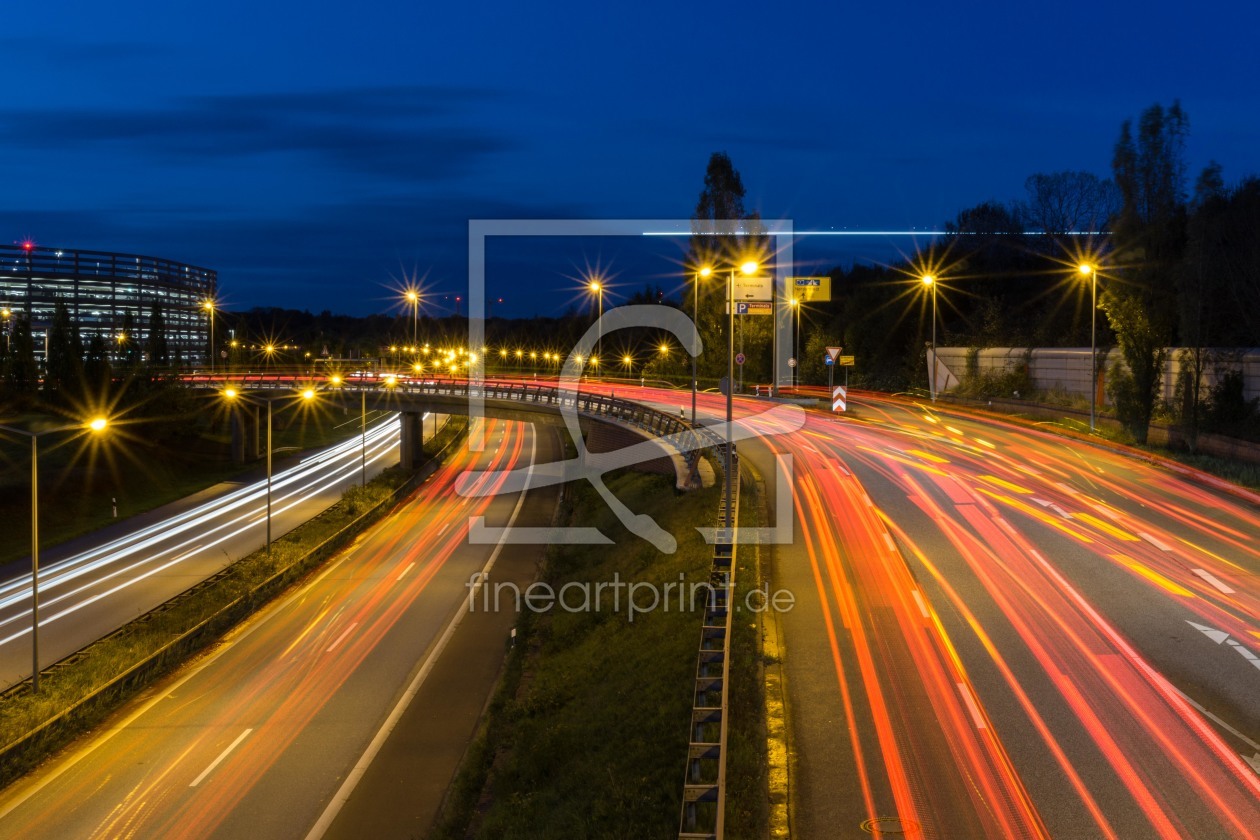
[185,375,718,489]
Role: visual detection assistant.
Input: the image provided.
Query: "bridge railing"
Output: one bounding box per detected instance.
[184,375,725,481]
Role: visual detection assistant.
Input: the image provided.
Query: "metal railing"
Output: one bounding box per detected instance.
[679,443,738,840]
[186,375,724,482]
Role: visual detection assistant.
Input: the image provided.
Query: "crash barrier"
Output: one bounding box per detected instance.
[678,442,738,840]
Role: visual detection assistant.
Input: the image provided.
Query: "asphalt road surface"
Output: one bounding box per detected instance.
[0,417,400,688]
[0,417,558,839]
[724,389,1260,839]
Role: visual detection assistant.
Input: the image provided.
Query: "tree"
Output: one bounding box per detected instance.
[689,152,770,385]
[1105,101,1190,441]
[1101,292,1167,443]
[44,300,83,402]
[1022,171,1120,235]
[147,302,169,368]
[83,333,113,394]
[4,314,39,398]
[119,311,140,369]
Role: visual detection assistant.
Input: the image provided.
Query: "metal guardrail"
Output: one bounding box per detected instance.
[679,444,738,840]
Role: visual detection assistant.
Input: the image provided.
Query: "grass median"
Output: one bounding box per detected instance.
[432,463,777,839]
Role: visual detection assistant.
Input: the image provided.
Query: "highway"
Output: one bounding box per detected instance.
[0,417,554,839]
[0,416,400,688]
[722,389,1260,839]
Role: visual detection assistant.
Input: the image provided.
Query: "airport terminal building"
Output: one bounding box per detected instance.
[1,243,216,364]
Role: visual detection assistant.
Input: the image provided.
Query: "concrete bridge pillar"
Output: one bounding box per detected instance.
[230,404,262,464]
[400,410,422,469]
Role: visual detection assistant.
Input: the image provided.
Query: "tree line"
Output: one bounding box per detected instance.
[689,103,1260,444]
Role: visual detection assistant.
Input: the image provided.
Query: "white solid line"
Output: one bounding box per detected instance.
[326,622,358,653]
[396,562,416,582]
[956,682,987,730]
[304,429,539,840]
[189,728,253,787]
[1191,569,1236,594]
[911,590,931,620]
[438,522,451,537]
[882,532,896,553]
[1171,685,1260,753]
[171,544,204,562]
[0,540,366,822]
[1140,532,1174,552]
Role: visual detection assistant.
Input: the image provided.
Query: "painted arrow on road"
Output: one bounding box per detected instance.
[1188,620,1260,673]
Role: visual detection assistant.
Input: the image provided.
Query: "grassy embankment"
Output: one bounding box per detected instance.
[433,463,771,839]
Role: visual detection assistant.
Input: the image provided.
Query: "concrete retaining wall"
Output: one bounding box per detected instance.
[936,347,1260,404]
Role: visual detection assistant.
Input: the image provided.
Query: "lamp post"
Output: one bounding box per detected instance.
[0,416,109,692]
[922,274,937,401]
[405,289,420,348]
[202,299,216,374]
[1078,264,1098,433]
[790,297,801,389]
[589,280,603,373]
[724,261,759,530]
[692,267,713,425]
[222,388,315,557]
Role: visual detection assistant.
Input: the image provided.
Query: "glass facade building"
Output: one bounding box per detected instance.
[0,244,216,364]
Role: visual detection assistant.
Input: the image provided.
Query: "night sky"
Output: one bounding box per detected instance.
[3,0,1257,318]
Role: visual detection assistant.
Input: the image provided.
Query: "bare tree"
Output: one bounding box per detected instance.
[1022,171,1120,234]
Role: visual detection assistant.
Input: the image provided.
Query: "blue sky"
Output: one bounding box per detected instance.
[3,0,1257,316]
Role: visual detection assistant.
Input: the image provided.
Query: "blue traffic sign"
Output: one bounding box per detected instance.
[824,356,834,365]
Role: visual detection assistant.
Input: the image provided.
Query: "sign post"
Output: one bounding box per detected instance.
[825,346,842,395]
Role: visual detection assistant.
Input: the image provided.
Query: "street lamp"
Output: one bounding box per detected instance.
[723,260,759,530]
[1079,263,1098,433]
[202,299,216,373]
[1,307,10,353]
[404,289,420,347]
[0,416,109,692]
[589,280,604,371]
[922,274,937,401]
[623,353,633,376]
[790,297,801,389]
[221,388,316,557]
[692,266,713,425]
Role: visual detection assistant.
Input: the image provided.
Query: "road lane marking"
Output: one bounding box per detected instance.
[1074,512,1138,541]
[1113,555,1194,597]
[396,562,416,582]
[305,430,540,840]
[910,590,930,619]
[326,622,358,653]
[438,522,451,536]
[189,728,253,787]
[1140,532,1174,551]
[1191,569,1235,594]
[171,544,204,562]
[977,474,1032,495]
[0,532,373,823]
[955,682,987,729]
[882,532,896,553]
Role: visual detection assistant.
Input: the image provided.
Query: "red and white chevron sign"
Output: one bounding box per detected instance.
[832,385,847,412]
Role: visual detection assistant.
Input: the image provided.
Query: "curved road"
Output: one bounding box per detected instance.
[0,417,555,839]
[726,389,1260,839]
